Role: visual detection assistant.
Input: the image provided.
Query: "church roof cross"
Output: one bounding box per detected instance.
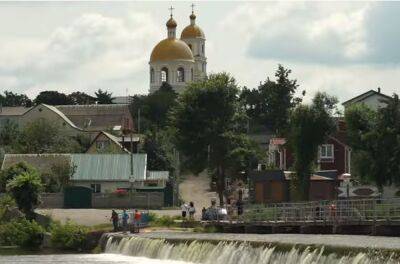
[191,3,195,14]
[169,6,174,17]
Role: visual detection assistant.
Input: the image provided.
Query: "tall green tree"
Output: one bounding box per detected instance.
[240,65,303,135]
[171,73,258,204]
[7,170,43,220]
[95,89,114,104]
[345,94,400,190]
[34,91,72,105]
[0,91,32,107]
[288,92,337,200]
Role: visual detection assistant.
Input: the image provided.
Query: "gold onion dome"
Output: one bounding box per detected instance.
[166,17,177,28]
[181,13,205,39]
[150,38,194,62]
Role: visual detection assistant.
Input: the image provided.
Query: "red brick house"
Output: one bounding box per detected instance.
[268,121,351,177]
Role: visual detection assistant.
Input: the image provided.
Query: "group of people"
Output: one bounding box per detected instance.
[181,201,196,220]
[110,209,142,233]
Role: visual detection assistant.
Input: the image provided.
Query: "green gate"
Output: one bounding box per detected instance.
[64,186,92,208]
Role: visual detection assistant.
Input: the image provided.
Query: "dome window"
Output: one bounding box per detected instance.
[150,68,155,83]
[161,67,169,83]
[191,68,194,81]
[177,67,185,82]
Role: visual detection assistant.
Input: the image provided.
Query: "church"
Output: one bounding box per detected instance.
[149,7,207,94]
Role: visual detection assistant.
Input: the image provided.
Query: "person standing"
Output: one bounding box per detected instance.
[111,210,119,232]
[134,209,142,233]
[188,201,196,220]
[122,209,129,233]
[181,203,188,218]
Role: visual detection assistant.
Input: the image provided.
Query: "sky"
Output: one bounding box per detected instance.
[0,1,399,104]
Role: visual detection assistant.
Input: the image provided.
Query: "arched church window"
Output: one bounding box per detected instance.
[177,67,185,82]
[161,67,169,83]
[202,44,204,55]
[150,68,155,83]
[191,68,194,81]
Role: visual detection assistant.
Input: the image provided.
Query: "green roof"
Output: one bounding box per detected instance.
[70,154,147,181]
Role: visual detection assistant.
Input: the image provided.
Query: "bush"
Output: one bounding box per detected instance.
[150,215,181,227]
[50,221,88,250]
[0,219,44,249]
[0,194,16,221]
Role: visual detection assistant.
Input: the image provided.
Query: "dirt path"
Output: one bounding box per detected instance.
[179,172,218,213]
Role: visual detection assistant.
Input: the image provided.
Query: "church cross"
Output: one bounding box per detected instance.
[169,6,174,17]
[191,3,195,13]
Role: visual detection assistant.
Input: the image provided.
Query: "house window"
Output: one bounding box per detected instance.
[320,144,334,159]
[91,183,101,193]
[96,141,109,150]
[176,67,185,82]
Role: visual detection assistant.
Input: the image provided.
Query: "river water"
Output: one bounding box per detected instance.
[0,235,399,264]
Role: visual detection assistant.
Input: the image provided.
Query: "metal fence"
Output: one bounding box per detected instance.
[208,198,400,224]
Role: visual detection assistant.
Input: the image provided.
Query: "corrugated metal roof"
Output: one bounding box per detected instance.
[147,171,169,180]
[71,154,147,181]
[0,107,31,116]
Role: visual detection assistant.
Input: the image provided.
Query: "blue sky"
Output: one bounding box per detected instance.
[0,1,398,103]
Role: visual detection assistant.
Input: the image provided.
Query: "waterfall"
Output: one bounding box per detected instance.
[104,236,397,264]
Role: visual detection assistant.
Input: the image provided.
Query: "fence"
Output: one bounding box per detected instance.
[38,192,164,209]
[238,198,400,224]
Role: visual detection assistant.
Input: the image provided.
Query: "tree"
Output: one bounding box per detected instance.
[6,170,43,220]
[33,91,72,105]
[0,91,32,107]
[0,119,20,148]
[16,118,82,153]
[0,162,36,192]
[95,89,114,104]
[171,73,258,204]
[130,83,177,131]
[240,65,303,135]
[345,94,400,190]
[287,92,337,200]
[42,161,76,193]
[142,129,175,172]
[68,92,96,105]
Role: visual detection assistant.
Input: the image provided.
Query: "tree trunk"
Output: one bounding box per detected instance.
[216,165,225,206]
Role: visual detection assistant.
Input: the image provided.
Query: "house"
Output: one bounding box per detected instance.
[1,153,149,193]
[0,103,134,137]
[249,169,338,203]
[86,131,140,154]
[342,88,392,111]
[268,123,351,176]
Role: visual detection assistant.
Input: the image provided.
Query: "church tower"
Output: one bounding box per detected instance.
[149,9,195,94]
[180,6,207,81]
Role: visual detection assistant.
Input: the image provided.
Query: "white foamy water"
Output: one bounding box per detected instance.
[0,253,192,264]
[105,236,399,264]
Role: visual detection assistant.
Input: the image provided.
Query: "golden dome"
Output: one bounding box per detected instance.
[166,17,177,28]
[150,38,194,63]
[181,24,205,39]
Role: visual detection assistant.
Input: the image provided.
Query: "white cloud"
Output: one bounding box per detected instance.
[0,12,161,97]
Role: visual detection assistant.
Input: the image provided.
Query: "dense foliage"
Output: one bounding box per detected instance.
[240,65,303,135]
[94,89,115,104]
[287,92,337,200]
[50,221,88,250]
[0,91,32,107]
[130,83,177,132]
[0,219,44,249]
[171,73,260,204]
[6,170,43,219]
[345,94,400,190]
